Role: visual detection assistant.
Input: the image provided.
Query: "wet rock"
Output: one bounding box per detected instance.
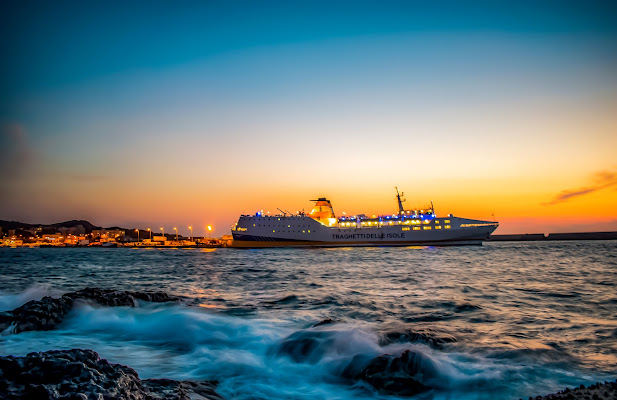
[0,287,179,334]
[278,334,322,363]
[277,327,369,364]
[525,380,617,400]
[379,325,457,348]
[353,350,435,396]
[68,287,178,306]
[0,349,223,400]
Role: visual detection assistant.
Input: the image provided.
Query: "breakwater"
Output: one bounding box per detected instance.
[490,231,617,241]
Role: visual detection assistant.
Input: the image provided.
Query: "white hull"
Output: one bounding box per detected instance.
[231,215,498,248]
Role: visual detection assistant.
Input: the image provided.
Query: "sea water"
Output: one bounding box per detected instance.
[0,241,615,399]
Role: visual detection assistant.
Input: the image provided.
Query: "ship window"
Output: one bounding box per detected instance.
[302,230,305,233]
[253,224,255,226]
[423,226,431,230]
[435,226,442,229]
[402,227,410,231]
[445,220,450,223]
[445,225,451,229]
[413,227,420,230]
[273,230,275,233]
[435,220,439,224]
[308,230,310,233]
[423,220,429,224]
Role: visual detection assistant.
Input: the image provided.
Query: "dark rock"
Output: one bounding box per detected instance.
[353,350,436,396]
[528,380,617,399]
[67,287,178,307]
[0,288,179,334]
[0,349,223,400]
[277,326,373,364]
[278,335,322,363]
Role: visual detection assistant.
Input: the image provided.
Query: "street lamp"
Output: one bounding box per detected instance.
[147,228,151,240]
[207,225,212,238]
[174,227,178,241]
[160,227,164,238]
[135,229,139,242]
[188,226,193,241]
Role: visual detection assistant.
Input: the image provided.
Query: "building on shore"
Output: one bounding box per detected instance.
[92,229,125,240]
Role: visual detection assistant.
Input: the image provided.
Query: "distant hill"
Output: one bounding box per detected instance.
[50,220,101,232]
[0,220,102,234]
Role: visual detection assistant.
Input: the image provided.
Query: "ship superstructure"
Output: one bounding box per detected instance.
[230,189,498,247]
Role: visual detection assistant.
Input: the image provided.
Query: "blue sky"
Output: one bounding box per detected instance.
[1,1,616,234]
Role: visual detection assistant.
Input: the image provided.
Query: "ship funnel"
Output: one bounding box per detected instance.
[309,198,337,226]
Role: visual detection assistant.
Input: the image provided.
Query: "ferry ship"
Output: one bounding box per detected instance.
[230,189,498,248]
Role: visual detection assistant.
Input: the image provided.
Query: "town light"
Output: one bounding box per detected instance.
[188,226,193,241]
[173,227,178,241]
[135,228,139,242]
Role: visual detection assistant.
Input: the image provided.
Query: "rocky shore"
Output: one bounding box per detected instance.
[524,381,617,400]
[0,287,179,334]
[0,349,223,400]
[1,288,614,399]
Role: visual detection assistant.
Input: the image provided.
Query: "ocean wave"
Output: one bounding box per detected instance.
[1,301,608,400]
[0,283,61,312]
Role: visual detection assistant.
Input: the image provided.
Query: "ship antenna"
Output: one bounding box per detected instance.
[431,200,435,216]
[395,186,406,215]
[277,208,288,216]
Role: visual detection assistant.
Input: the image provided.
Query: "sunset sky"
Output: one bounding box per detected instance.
[1,1,616,235]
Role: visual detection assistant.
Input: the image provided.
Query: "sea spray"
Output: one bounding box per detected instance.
[1,301,611,400]
[0,283,59,312]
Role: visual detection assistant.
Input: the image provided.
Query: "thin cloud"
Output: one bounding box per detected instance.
[544,170,617,205]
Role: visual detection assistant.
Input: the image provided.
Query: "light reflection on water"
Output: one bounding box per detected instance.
[0,241,616,399]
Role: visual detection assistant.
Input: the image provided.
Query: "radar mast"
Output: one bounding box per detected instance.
[395,187,406,215]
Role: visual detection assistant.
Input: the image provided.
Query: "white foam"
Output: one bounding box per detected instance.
[0,303,610,400]
[0,284,60,312]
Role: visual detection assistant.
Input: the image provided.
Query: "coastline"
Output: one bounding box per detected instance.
[1,288,615,399]
[524,381,617,400]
